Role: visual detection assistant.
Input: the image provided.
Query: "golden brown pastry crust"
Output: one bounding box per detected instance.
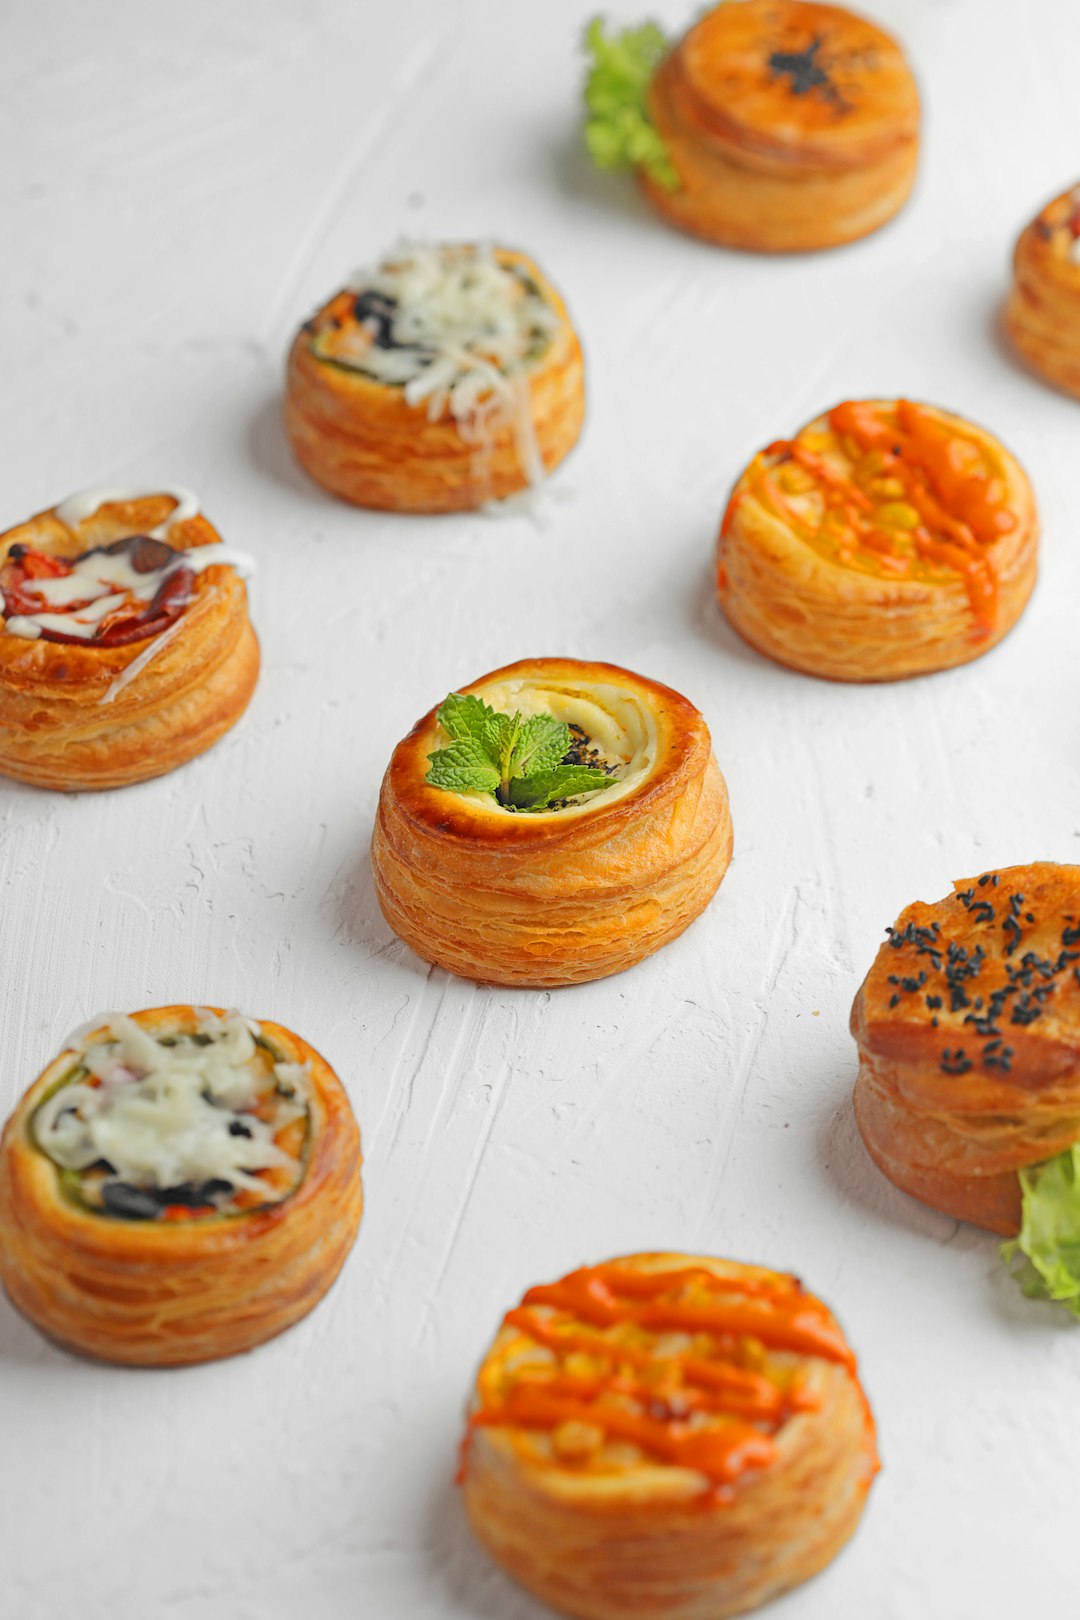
[717,398,1038,682]
[0,495,258,791]
[851,865,1080,1236]
[0,1006,363,1366]
[461,1252,878,1620]
[641,1,920,253]
[284,247,585,512]
[371,658,733,988]
[1004,184,1080,399]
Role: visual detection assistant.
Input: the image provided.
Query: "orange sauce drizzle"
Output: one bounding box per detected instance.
[722,400,1017,635]
[463,1263,852,1492]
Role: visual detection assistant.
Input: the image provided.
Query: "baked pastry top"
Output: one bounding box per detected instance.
[852,865,1080,1240]
[0,1006,363,1364]
[461,1252,877,1620]
[285,242,585,511]
[1004,183,1080,399]
[718,398,1038,681]
[0,486,259,789]
[371,658,733,987]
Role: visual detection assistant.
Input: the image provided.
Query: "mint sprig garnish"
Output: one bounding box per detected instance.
[583,18,679,193]
[426,692,615,812]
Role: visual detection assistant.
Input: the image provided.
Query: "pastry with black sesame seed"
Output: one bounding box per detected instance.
[851,865,1080,1316]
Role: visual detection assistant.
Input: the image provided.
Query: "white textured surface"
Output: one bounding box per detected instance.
[2,1,1080,1615]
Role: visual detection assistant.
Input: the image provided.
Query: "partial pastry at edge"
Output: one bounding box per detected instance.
[285,242,585,512]
[717,398,1038,682]
[0,486,259,790]
[585,1,920,253]
[460,1252,878,1620]
[370,658,733,988]
[0,1006,363,1365]
[1004,182,1080,399]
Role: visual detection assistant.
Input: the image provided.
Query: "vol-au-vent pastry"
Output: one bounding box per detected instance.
[584,1,920,253]
[718,399,1038,681]
[0,1007,363,1364]
[1004,183,1080,399]
[852,865,1080,1318]
[460,1253,878,1620]
[284,242,585,512]
[371,658,733,988]
[0,487,259,790]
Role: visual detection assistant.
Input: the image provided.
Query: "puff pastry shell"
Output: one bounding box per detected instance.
[717,398,1038,681]
[0,492,258,791]
[1004,184,1080,399]
[371,658,732,988]
[285,245,584,512]
[461,1252,878,1620]
[642,1,920,253]
[0,1006,363,1365]
[852,865,1080,1235]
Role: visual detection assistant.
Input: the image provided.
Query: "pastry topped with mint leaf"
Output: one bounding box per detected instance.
[425,692,618,812]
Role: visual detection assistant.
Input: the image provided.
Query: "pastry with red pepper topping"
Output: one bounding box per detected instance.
[1004,183,1080,399]
[0,486,259,789]
[717,399,1038,681]
[0,1006,363,1365]
[460,1253,877,1619]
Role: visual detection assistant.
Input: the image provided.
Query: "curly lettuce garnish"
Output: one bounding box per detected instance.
[582,19,679,192]
[1001,1145,1080,1318]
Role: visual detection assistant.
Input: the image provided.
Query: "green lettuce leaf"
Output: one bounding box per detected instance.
[582,18,679,192]
[1001,1144,1080,1318]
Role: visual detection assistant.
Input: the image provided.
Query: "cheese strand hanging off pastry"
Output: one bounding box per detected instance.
[0,488,259,789]
[717,398,1038,681]
[285,242,585,512]
[851,864,1080,1317]
[460,1253,878,1620]
[583,1,920,253]
[371,658,733,988]
[0,1006,363,1365]
[1004,183,1080,400]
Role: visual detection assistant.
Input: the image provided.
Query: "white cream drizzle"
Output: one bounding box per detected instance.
[54,485,200,539]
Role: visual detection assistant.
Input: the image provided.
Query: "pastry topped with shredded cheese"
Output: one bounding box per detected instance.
[33,1010,310,1221]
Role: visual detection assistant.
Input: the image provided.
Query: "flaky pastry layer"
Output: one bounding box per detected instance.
[371,658,733,988]
[1004,185,1080,400]
[0,1006,363,1366]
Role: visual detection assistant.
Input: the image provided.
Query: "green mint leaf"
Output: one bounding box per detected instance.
[508,714,572,780]
[583,18,680,192]
[1001,1144,1080,1319]
[425,739,501,797]
[508,764,615,812]
[436,693,502,760]
[482,709,514,767]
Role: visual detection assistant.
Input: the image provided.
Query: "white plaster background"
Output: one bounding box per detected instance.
[1,0,1078,1615]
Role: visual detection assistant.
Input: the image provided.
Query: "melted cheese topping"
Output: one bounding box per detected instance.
[54,485,200,537]
[32,1011,309,1220]
[440,676,660,820]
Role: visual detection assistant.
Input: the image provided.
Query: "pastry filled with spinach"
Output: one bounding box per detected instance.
[285,243,585,512]
[0,1007,362,1365]
[584,1,920,253]
[371,658,732,987]
[852,865,1080,1318]
[717,398,1038,681]
[1004,183,1080,400]
[0,487,259,790]
[460,1252,878,1619]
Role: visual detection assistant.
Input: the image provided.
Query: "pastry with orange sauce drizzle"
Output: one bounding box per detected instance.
[590,1,920,252]
[1004,183,1080,400]
[0,1007,363,1365]
[460,1253,878,1619]
[371,658,733,988]
[0,486,259,790]
[717,398,1038,681]
[285,242,585,512]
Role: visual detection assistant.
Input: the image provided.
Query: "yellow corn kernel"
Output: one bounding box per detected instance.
[778,465,813,494]
[870,477,904,498]
[878,501,919,530]
[552,1420,605,1460]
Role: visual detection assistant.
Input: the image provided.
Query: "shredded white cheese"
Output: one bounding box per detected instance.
[33,1011,308,1208]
